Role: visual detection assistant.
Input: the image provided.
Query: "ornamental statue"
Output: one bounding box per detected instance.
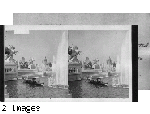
[68,45,81,62]
[92,58,100,69]
[84,57,92,69]
[107,56,112,66]
[5,45,18,63]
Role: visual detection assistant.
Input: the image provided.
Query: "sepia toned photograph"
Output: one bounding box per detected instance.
[4,25,132,102]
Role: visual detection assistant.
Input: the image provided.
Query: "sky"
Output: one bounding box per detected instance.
[69,30,127,63]
[5,30,127,65]
[5,30,62,64]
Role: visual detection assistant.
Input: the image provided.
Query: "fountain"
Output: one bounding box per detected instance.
[47,56,56,87]
[52,55,56,73]
[116,55,121,72]
[48,31,68,88]
[112,32,131,88]
[120,31,130,87]
[111,55,121,87]
[56,31,68,86]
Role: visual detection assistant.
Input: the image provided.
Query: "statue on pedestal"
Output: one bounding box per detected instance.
[28,57,36,69]
[40,56,52,76]
[92,58,100,69]
[84,57,92,69]
[116,55,121,72]
[107,56,112,66]
[106,56,113,71]
[19,57,29,69]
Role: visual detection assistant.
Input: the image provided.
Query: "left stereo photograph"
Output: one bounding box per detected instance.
[4,25,68,101]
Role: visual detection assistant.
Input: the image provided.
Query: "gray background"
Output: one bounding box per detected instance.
[69,30,126,63]
[5,30,62,64]
[13,13,150,90]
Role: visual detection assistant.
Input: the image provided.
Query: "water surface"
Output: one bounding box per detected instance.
[5,73,129,98]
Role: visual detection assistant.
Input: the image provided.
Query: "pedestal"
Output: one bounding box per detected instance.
[5,62,18,81]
